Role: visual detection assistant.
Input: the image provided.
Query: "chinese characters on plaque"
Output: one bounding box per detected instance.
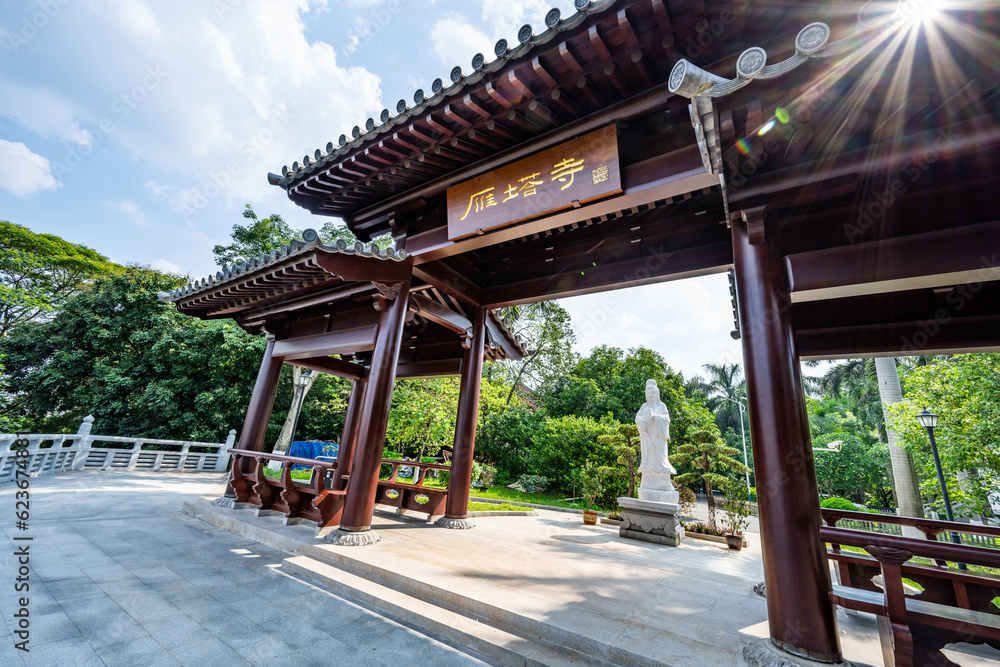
[447,124,621,240]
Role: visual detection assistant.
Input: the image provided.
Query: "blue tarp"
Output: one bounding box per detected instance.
[288,441,338,470]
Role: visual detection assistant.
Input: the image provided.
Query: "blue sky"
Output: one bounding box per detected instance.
[0,0,751,380]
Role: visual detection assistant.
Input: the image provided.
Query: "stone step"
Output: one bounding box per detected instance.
[184,500,742,667]
[280,555,609,667]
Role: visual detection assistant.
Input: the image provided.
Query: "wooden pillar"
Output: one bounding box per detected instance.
[440,306,487,527]
[223,337,284,499]
[732,208,841,663]
[329,277,411,545]
[333,378,367,491]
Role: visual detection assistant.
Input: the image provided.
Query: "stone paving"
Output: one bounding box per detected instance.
[3,471,999,666]
[0,472,491,667]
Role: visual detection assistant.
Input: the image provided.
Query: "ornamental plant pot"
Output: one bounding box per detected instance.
[725,534,744,551]
[583,510,599,525]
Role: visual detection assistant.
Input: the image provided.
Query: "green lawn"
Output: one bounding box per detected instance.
[471,485,612,511]
[468,501,536,512]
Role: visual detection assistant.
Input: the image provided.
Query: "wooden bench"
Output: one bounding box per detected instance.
[376,458,449,518]
[230,449,345,528]
[821,524,1000,666]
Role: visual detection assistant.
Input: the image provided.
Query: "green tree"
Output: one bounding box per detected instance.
[487,302,577,406]
[0,220,121,336]
[0,267,267,440]
[886,354,1000,517]
[700,362,746,436]
[212,204,390,267]
[808,395,892,505]
[386,379,460,460]
[598,421,640,498]
[672,405,749,528]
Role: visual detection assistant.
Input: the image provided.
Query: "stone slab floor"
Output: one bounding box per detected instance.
[0,471,492,667]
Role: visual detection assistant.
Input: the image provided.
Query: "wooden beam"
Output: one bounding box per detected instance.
[272,326,377,360]
[286,356,367,380]
[785,220,1000,303]
[395,359,462,379]
[411,262,482,307]
[408,293,472,335]
[482,241,733,308]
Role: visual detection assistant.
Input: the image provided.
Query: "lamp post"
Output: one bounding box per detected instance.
[719,395,752,501]
[916,407,966,565]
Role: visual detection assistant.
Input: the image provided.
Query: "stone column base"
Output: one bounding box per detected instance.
[742,638,853,666]
[324,529,382,546]
[435,516,475,530]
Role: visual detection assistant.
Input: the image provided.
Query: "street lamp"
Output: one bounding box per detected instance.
[917,407,966,561]
[719,395,752,501]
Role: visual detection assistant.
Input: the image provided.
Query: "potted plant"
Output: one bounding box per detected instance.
[721,479,752,551]
[580,463,602,525]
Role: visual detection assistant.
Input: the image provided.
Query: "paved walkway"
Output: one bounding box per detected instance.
[0,472,490,666]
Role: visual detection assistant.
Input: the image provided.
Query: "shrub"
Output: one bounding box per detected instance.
[821,497,859,511]
[508,474,548,494]
[676,485,697,516]
[683,521,727,537]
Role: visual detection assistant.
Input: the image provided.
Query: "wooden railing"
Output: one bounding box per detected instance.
[376,458,449,517]
[230,449,343,528]
[822,509,1000,665]
[822,508,1000,554]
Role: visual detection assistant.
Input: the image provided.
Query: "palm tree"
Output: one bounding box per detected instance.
[874,357,924,531]
[701,363,746,435]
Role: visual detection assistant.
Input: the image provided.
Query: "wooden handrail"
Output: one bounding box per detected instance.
[822,508,1000,539]
[820,526,1000,570]
[380,458,451,472]
[231,448,337,469]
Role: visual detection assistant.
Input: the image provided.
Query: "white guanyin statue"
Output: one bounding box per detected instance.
[636,379,679,504]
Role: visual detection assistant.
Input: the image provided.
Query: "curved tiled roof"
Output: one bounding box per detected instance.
[158,229,407,304]
[268,0,616,190]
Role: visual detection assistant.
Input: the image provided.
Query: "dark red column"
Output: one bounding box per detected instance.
[223,337,284,498]
[441,306,487,525]
[732,209,841,662]
[333,378,367,491]
[332,278,411,543]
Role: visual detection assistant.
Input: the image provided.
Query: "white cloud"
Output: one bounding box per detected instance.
[430,15,492,69]
[104,199,150,226]
[0,140,62,198]
[561,273,744,381]
[1,0,384,218]
[151,258,183,274]
[111,0,164,39]
[0,80,92,146]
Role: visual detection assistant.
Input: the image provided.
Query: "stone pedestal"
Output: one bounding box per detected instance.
[617,497,684,546]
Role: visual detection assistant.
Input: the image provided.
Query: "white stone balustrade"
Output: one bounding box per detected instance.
[0,416,236,483]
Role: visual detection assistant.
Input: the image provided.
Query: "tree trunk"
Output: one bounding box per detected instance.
[273,366,316,454]
[705,478,716,528]
[627,457,635,497]
[875,357,924,536]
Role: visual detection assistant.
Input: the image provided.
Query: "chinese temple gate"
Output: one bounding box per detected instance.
[166,0,1000,663]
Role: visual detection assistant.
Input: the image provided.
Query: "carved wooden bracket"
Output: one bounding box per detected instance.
[864,545,913,566]
[460,328,473,350]
[372,295,387,312]
[740,206,767,245]
[373,280,403,300]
